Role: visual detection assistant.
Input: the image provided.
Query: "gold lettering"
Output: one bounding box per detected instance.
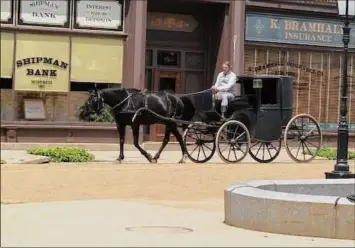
[299,22,307,31]
[307,23,317,32]
[270,18,280,29]
[325,25,333,34]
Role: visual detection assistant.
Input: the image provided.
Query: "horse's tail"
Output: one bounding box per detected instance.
[179,96,195,130]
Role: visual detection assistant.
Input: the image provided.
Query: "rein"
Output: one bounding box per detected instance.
[108,89,147,110]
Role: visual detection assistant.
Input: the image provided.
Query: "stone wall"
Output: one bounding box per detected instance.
[1,89,13,121]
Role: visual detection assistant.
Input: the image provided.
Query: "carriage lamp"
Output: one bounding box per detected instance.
[325,0,355,179]
[253,78,263,88]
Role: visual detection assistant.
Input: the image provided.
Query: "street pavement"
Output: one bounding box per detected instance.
[0,148,321,164]
[1,199,354,247]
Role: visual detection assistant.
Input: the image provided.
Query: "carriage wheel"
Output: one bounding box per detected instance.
[284,114,322,163]
[183,124,216,163]
[248,139,282,163]
[216,120,251,163]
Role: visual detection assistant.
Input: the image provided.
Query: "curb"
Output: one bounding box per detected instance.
[1,142,183,151]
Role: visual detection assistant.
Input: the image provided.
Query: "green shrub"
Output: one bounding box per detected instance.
[27,147,95,163]
[305,147,355,160]
[78,102,114,123]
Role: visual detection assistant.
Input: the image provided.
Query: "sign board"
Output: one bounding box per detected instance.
[1,0,13,24]
[18,0,70,27]
[147,12,198,32]
[15,34,70,92]
[74,0,124,31]
[24,99,46,120]
[246,13,355,48]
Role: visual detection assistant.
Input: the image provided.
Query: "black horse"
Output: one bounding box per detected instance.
[87,87,195,163]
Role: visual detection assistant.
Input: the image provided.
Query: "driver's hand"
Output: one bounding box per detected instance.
[211,86,218,94]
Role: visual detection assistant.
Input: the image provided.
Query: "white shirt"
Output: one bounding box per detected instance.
[214,71,237,94]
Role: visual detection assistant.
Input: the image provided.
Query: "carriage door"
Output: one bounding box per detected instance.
[150,70,182,142]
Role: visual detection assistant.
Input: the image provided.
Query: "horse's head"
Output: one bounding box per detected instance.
[87,88,105,118]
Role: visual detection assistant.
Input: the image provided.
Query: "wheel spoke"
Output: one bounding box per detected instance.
[235,131,246,141]
[305,140,318,148]
[266,144,273,158]
[255,142,263,157]
[232,126,239,139]
[227,146,232,160]
[303,141,313,156]
[202,143,213,151]
[190,145,199,154]
[262,143,265,160]
[233,145,238,160]
[304,126,316,138]
[250,142,260,149]
[295,141,302,158]
[302,142,306,161]
[197,146,201,160]
[201,146,207,159]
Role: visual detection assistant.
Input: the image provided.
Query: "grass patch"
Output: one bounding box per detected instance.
[305,147,355,160]
[27,147,95,163]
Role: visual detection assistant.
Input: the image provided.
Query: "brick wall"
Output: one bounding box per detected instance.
[244,46,355,124]
[1,90,102,122]
[1,89,13,121]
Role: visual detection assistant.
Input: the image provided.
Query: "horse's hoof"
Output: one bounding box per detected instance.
[150,158,157,164]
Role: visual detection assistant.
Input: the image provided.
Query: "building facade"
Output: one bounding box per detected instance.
[244,0,355,133]
[1,0,354,143]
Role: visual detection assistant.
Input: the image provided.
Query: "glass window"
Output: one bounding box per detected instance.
[157,51,180,67]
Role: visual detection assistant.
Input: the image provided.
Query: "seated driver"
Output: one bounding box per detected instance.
[211,61,237,118]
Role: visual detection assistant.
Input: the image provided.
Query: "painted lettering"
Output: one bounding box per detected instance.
[43,57,53,64]
[270,19,280,29]
[26,69,57,77]
[250,61,324,76]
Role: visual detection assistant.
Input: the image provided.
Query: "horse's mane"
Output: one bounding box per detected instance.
[100,87,140,94]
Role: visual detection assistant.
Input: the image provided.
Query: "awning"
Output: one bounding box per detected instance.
[14,33,70,92]
[1,32,15,78]
[70,37,123,84]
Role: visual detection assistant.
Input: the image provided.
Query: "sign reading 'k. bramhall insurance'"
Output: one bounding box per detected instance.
[18,0,69,27]
[75,0,123,31]
[246,13,355,48]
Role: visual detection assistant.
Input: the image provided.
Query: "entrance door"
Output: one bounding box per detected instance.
[150,70,182,142]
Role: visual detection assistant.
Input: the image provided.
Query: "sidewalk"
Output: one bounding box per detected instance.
[1,200,353,247]
[1,149,307,164]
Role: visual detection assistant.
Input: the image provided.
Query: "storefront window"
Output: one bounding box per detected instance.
[17,0,70,28]
[245,46,355,126]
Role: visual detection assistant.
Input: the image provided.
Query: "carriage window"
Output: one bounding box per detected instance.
[260,79,277,105]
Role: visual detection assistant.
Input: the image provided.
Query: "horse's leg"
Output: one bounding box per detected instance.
[153,125,171,161]
[170,125,187,164]
[116,123,126,162]
[132,124,155,163]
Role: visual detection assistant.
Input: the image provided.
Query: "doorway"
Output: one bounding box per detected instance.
[150,70,182,142]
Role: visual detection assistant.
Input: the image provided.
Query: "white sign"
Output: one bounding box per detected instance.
[19,0,69,26]
[1,0,12,23]
[76,0,123,30]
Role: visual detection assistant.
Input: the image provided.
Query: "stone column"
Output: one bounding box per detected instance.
[122,0,147,90]
[230,0,245,95]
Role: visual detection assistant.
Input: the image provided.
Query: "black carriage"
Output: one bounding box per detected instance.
[182,75,323,163]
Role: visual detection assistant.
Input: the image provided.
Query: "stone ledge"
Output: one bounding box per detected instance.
[224,179,355,240]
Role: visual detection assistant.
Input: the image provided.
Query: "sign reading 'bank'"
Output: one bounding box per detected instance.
[246,13,355,48]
